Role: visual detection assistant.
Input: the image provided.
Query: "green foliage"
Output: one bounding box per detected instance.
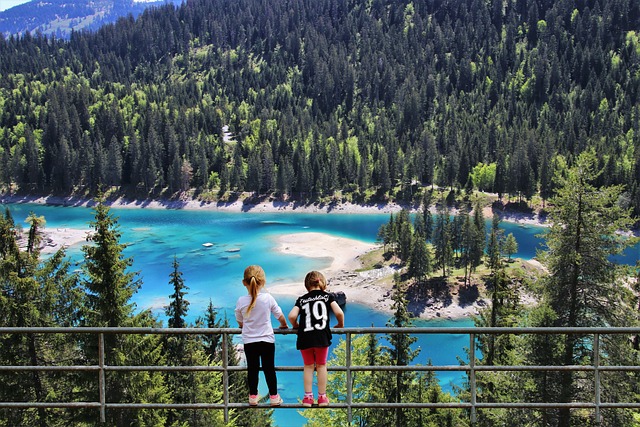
[433,200,453,277]
[82,198,140,328]
[408,230,432,284]
[470,162,496,192]
[485,214,504,273]
[382,277,420,427]
[79,199,171,425]
[471,151,640,426]
[303,334,468,427]
[537,150,637,426]
[0,210,83,426]
[1,0,639,215]
[163,261,232,427]
[166,255,189,329]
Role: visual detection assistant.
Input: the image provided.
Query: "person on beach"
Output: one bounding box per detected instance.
[235,265,288,406]
[288,270,345,407]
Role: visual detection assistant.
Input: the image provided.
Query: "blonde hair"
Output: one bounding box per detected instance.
[304,270,326,291]
[243,265,266,316]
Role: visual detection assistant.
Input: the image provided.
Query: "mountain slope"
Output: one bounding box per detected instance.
[0,0,181,39]
[0,0,639,214]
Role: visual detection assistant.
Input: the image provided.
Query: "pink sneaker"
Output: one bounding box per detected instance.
[318,394,329,406]
[302,395,314,407]
[249,394,259,406]
[269,394,283,406]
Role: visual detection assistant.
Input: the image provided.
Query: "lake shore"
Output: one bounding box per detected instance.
[1,193,549,226]
[38,225,487,319]
[5,192,543,320]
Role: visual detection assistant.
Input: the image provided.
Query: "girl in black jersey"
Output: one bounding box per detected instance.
[288,271,344,407]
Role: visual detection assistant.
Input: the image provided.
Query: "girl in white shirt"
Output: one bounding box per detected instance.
[235,265,288,406]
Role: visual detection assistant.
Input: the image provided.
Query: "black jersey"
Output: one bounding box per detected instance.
[294,290,336,350]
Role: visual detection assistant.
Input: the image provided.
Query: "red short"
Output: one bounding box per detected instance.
[300,347,329,366]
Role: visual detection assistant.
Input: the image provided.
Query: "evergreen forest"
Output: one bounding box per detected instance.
[0,0,639,211]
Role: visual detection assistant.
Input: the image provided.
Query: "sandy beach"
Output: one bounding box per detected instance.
[36,227,91,254]
[267,232,490,320]
[266,232,399,312]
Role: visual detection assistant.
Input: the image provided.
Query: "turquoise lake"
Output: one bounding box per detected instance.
[4,202,639,426]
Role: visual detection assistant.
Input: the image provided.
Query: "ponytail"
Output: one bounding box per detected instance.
[243,265,266,316]
[246,276,259,316]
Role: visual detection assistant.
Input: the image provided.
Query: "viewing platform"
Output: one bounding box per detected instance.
[0,326,639,425]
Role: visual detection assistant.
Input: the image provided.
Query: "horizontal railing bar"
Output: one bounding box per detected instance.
[0,366,101,371]
[4,402,639,410]
[0,402,102,408]
[4,364,640,373]
[1,327,639,335]
[473,365,640,372]
[332,365,620,372]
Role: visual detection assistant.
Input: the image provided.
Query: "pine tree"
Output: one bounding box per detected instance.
[405,361,469,427]
[433,200,453,277]
[408,232,431,284]
[502,233,518,261]
[421,190,434,241]
[0,211,82,427]
[459,209,475,285]
[81,198,168,425]
[537,150,636,427]
[199,299,223,361]
[409,215,432,284]
[473,265,526,426]
[485,214,504,274]
[0,210,87,426]
[470,201,485,270]
[164,257,227,426]
[82,198,139,329]
[166,255,189,329]
[384,275,419,427]
[396,209,413,263]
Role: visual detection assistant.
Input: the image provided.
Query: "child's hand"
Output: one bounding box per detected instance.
[334,323,344,328]
[279,324,289,329]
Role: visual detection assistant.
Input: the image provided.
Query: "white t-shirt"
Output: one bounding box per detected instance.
[235,292,284,344]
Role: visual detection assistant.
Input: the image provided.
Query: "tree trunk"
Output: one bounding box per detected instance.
[28,335,47,427]
[559,194,583,427]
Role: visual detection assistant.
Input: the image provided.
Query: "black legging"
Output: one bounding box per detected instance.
[244,341,278,396]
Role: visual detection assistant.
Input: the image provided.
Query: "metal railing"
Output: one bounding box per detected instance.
[0,326,639,425]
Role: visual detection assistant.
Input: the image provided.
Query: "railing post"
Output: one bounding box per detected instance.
[223,332,229,424]
[98,333,106,423]
[594,333,601,425]
[346,332,352,424]
[470,333,477,425]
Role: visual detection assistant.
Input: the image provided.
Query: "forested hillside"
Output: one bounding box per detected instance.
[0,0,639,210]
